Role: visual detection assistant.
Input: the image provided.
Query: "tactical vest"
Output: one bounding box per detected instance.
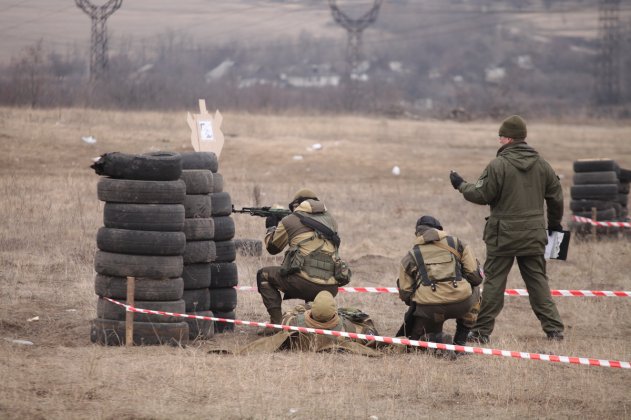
[411,236,472,305]
[280,211,338,283]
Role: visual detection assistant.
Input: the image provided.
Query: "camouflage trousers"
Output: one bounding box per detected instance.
[256,266,338,318]
[408,287,481,340]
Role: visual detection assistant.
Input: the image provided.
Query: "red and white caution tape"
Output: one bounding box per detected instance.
[235,286,631,297]
[507,289,631,297]
[105,297,630,370]
[573,215,631,228]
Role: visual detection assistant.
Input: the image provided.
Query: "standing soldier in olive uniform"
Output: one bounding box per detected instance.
[397,215,483,346]
[257,189,342,327]
[449,115,565,343]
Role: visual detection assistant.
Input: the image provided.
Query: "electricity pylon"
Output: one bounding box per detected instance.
[75,0,123,80]
[595,0,621,105]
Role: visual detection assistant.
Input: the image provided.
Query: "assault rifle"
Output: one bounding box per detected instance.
[232,205,292,218]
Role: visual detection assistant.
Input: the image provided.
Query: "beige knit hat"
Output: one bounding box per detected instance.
[311,291,337,322]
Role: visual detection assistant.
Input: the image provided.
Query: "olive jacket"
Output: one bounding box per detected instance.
[458,141,563,256]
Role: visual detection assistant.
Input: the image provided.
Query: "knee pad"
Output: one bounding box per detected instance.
[256,269,269,292]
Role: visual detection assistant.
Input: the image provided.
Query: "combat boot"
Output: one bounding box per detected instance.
[453,326,470,346]
[257,308,283,336]
[466,330,490,344]
[546,331,564,341]
[430,332,456,361]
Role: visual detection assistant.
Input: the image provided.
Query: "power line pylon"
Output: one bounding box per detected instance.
[328,0,382,79]
[595,0,621,105]
[75,0,123,81]
[328,0,382,109]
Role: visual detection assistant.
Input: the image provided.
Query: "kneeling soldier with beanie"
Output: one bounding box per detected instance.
[396,215,483,347]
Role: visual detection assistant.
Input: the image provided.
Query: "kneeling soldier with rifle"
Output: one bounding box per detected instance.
[397,215,483,348]
[256,188,348,334]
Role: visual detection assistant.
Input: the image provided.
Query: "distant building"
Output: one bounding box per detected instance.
[280,64,340,88]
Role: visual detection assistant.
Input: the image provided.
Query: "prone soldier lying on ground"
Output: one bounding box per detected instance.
[210,291,381,356]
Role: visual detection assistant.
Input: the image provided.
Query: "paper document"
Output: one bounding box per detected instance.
[545,230,571,260]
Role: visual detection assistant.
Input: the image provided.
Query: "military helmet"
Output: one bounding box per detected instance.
[289,188,318,211]
[311,291,337,322]
[498,115,527,140]
[292,188,318,202]
[416,215,443,231]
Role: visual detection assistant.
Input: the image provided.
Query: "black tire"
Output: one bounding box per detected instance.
[573,207,617,221]
[104,203,184,232]
[97,228,186,256]
[184,311,215,340]
[620,168,631,183]
[212,310,235,333]
[183,240,216,264]
[183,195,212,218]
[209,287,237,312]
[214,240,236,262]
[211,192,232,216]
[570,184,619,201]
[573,159,620,174]
[619,182,630,194]
[213,216,235,241]
[234,239,263,257]
[183,218,214,240]
[570,199,615,212]
[94,251,183,278]
[182,263,212,289]
[97,297,186,323]
[180,170,213,194]
[182,288,211,312]
[97,178,186,204]
[91,151,182,181]
[572,171,618,185]
[569,220,620,237]
[212,172,224,192]
[90,318,189,346]
[209,262,238,288]
[94,275,184,301]
[181,152,219,173]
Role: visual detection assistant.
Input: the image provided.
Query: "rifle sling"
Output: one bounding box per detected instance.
[294,212,341,248]
[410,245,433,292]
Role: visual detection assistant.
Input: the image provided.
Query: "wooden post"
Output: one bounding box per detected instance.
[125,276,135,347]
[591,207,597,240]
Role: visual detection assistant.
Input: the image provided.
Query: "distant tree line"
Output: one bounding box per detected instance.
[0,1,629,118]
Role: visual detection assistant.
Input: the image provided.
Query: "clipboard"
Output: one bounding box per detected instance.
[545,230,571,260]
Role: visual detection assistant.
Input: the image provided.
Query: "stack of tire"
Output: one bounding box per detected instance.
[90,152,189,345]
[570,158,630,236]
[180,152,238,336]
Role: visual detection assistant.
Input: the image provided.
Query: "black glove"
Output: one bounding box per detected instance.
[449,171,464,189]
[265,214,282,229]
[548,224,563,235]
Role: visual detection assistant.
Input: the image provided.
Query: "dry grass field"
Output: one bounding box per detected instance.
[0,106,630,419]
